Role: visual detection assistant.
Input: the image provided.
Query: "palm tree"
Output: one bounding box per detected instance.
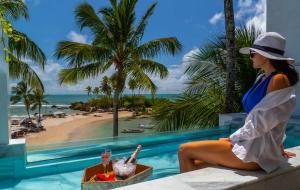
[55,0,181,136]
[128,78,137,96]
[31,89,48,123]
[224,0,236,113]
[0,0,46,91]
[100,76,112,97]
[85,86,92,96]
[11,81,33,119]
[93,87,100,96]
[153,26,261,131]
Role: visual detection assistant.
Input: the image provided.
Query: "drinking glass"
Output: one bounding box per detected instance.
[101,149,112,173]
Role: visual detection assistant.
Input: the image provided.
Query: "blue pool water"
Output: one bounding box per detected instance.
[1,124,300,190]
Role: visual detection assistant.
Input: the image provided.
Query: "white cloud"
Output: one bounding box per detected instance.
[209,12,224,25]
[236,0,266,31]
[238,0,252,8]
[67,31,88,44]
[245,0,266,31]
[235,0,255,20]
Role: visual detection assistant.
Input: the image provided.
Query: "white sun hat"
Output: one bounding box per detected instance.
[239,32,294,64]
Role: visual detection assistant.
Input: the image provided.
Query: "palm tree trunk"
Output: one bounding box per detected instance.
[25,99,31,119]
[113,89,120,137]
[38,103,41,123]
[26,107,30,119]
[224,0,236,113]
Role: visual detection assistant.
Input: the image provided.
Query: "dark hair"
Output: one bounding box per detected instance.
[269,59,299,86]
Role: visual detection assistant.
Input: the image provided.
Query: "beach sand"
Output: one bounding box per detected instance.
[25,111,133,145]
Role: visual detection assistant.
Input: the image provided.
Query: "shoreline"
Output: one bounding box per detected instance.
[24,111,133,145]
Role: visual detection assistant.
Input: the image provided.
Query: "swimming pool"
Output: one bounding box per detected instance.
[1,124,300,190]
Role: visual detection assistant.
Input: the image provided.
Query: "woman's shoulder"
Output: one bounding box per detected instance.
[267,73,290,93]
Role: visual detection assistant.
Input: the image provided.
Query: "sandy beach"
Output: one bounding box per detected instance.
[25,111,133,145]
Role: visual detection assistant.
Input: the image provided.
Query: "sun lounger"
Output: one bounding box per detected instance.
[10,129,25,139]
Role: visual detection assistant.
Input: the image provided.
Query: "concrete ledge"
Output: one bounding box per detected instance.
[114,146,300,190]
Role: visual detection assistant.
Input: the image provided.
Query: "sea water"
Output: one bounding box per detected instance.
[9,94,179,117]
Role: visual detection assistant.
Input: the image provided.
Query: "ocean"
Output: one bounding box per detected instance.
[9,94,179,117]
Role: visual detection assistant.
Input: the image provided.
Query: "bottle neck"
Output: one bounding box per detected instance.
[131,145,141,158]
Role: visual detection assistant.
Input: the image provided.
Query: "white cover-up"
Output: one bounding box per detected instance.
[229,86,296,173]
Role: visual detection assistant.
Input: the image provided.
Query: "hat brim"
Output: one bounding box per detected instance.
[239,47,295,64]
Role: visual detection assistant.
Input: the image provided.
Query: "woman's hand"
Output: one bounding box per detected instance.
[283,151,296,158]
[281,144,296,158]
[219,138,231,142]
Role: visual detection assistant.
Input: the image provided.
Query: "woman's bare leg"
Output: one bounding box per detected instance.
[178,140,260,173]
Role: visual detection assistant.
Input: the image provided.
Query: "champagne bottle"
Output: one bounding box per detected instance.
[124,145,142,164]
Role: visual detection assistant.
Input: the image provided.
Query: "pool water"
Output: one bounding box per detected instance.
[1,125,300,190]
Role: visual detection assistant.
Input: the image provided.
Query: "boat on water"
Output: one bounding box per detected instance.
[138,124,154,129]
[121,129,145,133]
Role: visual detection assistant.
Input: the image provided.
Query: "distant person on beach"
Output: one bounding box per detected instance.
[178,32,298,173]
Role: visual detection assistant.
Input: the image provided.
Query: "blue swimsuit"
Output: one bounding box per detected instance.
[242,72,277,113]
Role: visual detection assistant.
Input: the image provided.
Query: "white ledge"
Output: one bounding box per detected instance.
[114,146,300,190]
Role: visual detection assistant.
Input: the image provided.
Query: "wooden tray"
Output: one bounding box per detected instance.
[81,161,153,190]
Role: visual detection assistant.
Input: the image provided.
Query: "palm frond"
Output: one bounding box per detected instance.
[153,87,226,131]
[136,59,168,79]
[131,2,156,43]
[0,0,28,20]
[55,41,111,67]
[135,37,182,58]
[58,62,108,84]
[184,48,226,94]
[8,30,46,68]
[75,2,110,37]
[8,53,44,91]
[127,63,157,95]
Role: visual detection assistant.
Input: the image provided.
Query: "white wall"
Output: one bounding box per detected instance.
[267,0,300,116]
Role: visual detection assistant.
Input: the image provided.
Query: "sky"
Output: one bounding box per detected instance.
[11,0,266,94]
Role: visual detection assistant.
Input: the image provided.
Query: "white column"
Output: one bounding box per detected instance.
[0,49,9,144]
[267,0,300,116]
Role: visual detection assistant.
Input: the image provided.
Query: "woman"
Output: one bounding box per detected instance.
[178,32,298,173]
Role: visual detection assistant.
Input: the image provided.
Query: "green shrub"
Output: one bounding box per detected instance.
[88,97,113,109]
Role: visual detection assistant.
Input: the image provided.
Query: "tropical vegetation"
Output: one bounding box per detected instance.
[70,95,171,114]
[128,78,138,96]
[31,89,48,123]
[85,86,92,96]
[0,0,46,91]
[153,26,261,131]
[10,81,33,118]
[55,0,181,136]
[100,76,112,97]
[93,87,100,96]
[10,81,48,121]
